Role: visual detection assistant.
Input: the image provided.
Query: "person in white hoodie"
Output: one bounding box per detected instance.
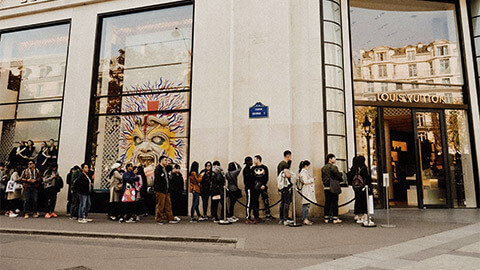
[298,160,316,225]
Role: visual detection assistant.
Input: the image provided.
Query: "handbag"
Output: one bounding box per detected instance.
[55,176,64,192]
[330,179,342,195]
[121,183,136,202]
[6,180,15,193]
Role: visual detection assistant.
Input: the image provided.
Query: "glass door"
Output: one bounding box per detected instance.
[414,110,450,207]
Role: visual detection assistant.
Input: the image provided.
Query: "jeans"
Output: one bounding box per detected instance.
[302,203,310,220]
[23,186,38,214]
[324,190,339,218]
[78,194,91,219]
[44,188,58,213]
[191,192,201,218]
[259,189,271,215]
[279,188,292,220]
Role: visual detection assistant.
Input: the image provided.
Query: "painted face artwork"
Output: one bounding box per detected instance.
[118,79,187,169]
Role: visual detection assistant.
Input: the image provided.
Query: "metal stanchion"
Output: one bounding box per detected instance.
[362,185,376,227]
[381,173,396,228]
[288,186,301,227]
[218,177,231,225]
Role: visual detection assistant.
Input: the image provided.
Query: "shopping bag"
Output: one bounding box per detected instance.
[121,184,136,202]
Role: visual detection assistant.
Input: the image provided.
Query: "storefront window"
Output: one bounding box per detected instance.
[0,23,69,168]
[351,0,464,105]
[89,4,193,189]
[445,110,476,207]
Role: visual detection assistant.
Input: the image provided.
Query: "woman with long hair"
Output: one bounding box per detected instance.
[136,166,148,218]
[347,156,371,224]
[188,161,203,222]
[226,161,241,222]
[199,161,213,219]
[108,162,123,221]
[299,160,315,225]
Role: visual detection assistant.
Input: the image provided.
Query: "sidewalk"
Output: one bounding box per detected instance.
[0,209,480,269]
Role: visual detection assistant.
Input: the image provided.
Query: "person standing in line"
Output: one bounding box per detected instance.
[277,150,293,224]
[44,139,58,168]
[299,160,316,225]
[42,163,61,218]
[321,153,343,224]
[120,163,137,223]
[243,156,259,224]
[7,142,22,169]
[21,160,41,218]
[226,161,241,222]
[108,162,123,221]
[36,142,48,172]
[199,161,214,219]
[252,155,271,222]
[154,156,179,224]
[169,164,184,221]
[136,166,148,218]
[0,162,7,215]
[75,163,93,223]
[188,161,203,223]
[210,161,226,223]
[67,165,81,218]
[5,166,23,217]
[347,156,371,224]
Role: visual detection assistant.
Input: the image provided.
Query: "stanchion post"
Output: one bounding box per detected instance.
[362,185,376,227]
[218,176,231,225]
[381,173,396,228]
[288,186,301,227]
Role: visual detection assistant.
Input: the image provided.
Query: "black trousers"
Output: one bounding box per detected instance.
[71,193,79,218]
[245,188,259,220]
[44,188,58,213]
[211,195,224,220]
[227,192,237,217]
[122,201,134,220]
[324,190,339,218]
[108,202,122,218]
[279,188,292,220]
[201,193,210,217]
[354,189,367,215]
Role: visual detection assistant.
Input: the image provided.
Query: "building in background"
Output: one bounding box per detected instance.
[0,0,478,216]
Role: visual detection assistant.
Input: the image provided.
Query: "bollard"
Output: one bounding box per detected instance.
[381,174,396,228]
[288,186,301,227]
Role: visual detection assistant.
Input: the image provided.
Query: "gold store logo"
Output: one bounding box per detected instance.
[376,93,447,104]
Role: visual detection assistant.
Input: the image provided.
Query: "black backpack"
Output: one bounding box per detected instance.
[352,169,365,191]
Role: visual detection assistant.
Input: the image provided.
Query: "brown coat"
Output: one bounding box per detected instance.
[189,172,202,194]
[21,168,42,189]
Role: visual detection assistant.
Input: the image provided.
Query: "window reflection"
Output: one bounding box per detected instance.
[90,5,193,190]
[350,0,464,104]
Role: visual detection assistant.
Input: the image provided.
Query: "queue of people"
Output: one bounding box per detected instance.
[1,146,373,227]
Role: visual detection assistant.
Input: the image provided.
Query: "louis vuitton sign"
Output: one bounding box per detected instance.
[376,93,447,104]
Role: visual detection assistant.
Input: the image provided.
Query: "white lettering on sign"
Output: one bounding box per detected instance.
[376,93,447,104]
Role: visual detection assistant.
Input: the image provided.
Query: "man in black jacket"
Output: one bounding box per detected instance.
[252,155,274,220]
[154,156,179,224]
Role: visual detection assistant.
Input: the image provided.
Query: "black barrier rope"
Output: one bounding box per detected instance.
[235,196,283,211]
[294,187,356,208]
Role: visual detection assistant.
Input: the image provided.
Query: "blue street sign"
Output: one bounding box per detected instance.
[249,102,268,118]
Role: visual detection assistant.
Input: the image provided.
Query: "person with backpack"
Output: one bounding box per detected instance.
[226,161,241,222]
[210,161,225,223]
[43,163,62,218]
[299,160,315,225]
[347,156,371,224]
[321,153,343,224]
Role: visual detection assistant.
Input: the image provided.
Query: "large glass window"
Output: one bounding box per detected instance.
[0,23,69,169]
[351,0,464,105]
[89,4,193,189]
[322,0,347,171]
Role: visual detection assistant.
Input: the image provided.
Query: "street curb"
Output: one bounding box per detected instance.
[0,228,238,246]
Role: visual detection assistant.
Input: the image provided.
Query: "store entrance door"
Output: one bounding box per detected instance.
[413,110,450,208]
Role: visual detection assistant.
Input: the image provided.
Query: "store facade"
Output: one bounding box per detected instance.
[0,0,478,215]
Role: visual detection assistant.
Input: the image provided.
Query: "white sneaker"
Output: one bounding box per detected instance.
[169,220,180,224]
[230,216,239,221]
[9,213,18,218]
[356,217,364,224]
[15,209,20,214]
[125,218,136,223]
[78,219,88,224]
[198,217,207,221]
[174,216,181,221]
[227,217,238,223]
[84,218,93,222]
[136,216,141,221]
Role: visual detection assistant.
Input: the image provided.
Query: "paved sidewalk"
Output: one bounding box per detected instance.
[302,222,480,270]
[1,208,479,269]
